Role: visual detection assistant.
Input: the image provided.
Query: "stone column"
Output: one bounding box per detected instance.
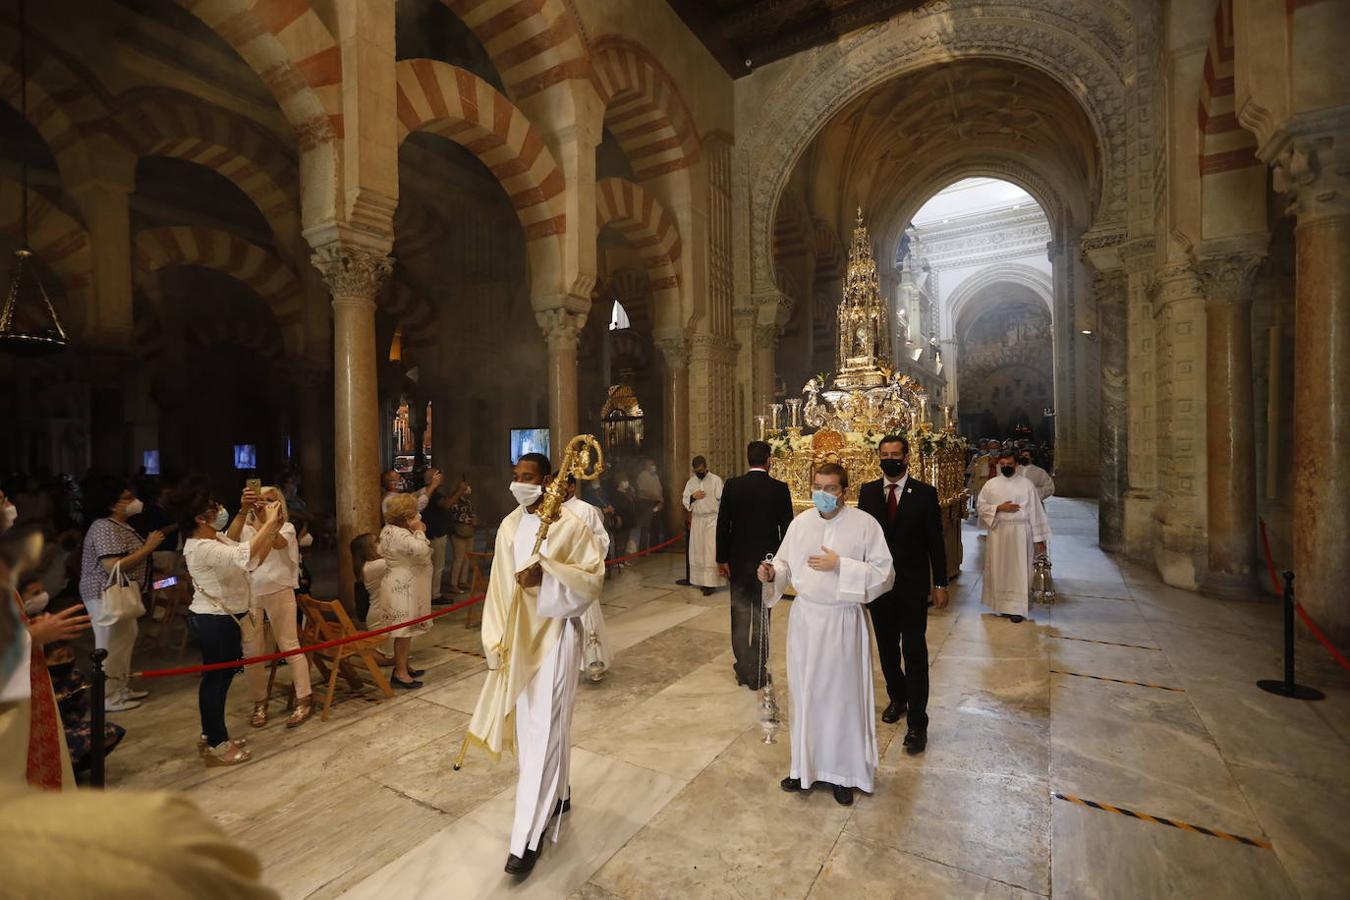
[655,331,691,534]
[752,324,780,420]
[1272,128,1350,643]
[295,365,329,515]
[1094,268,1129,553]
[68,172,135,352]
[313,243,391,613]
[1195,244,1265,595]
[536,308,587,452]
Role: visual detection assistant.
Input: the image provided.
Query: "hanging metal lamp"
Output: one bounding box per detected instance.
[0,0,70,356]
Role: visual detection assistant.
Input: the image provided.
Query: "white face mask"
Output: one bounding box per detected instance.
[298,533,314,548]
[509,481,543,508]
[123,498,144,517]
[212,507,230,531]
[23,590,50,617]
[1,502,16,528]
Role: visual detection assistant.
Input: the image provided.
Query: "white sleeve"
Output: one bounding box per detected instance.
[976,483,1001,529]
[1030,493,1052,543]
[536,570,595,618]
[764,523,796,608]
[681,478,696,511]
[836,519,894,604]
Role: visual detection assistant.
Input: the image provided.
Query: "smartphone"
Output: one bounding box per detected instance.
[153,575,178,590]
[245,478,262,496]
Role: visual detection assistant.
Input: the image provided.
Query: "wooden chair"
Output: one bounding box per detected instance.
[296,594,394,720]
[140,580,191,655]
[465,551,493,628]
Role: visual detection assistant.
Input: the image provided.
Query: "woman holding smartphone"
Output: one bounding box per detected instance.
[174,486,283,766]
[375,493,433,689]
[238,486,314,729]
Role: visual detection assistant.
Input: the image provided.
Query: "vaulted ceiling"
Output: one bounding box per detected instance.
[665,0,924,76]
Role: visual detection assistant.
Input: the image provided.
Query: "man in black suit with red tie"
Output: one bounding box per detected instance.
[857,433,949,754]
[715,440,794,690]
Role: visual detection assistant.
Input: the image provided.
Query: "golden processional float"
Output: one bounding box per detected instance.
[759,210,967,580]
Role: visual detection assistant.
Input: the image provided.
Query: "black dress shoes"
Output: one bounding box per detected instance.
[780,776,806,792]
[391,676,423,690]
[701,587,715,596]
[881,701,907,724]
[676,578,691,586]
[903,728,927,755]
[833,785,853,806]
[551,795,572,819]
[504,846,539,877]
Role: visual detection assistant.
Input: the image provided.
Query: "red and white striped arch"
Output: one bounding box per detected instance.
[0,177,93,333]
[1198,0,1258,176]
[440,0,591,100]
[395,58,566,241]
[173,0,342,144]
[382,280,438,349]
[117,91,301,260]
[134,226,305,356]
[593,37,700,182]
[595,177,681,293]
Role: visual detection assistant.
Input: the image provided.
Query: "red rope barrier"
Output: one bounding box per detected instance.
[133,532,685,679]
[1258,518,1350,673]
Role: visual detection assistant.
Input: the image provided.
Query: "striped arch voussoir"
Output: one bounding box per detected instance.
[1197,0,1258,176]
[395,58,565,241]
[133,225,305,356]
[596,177,681,292]
[441,0,592,101]
[0,178,92,300]
[593,37,700,181]
[382,280,438,348]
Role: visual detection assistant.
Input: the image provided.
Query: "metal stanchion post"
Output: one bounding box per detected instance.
[1256,572,1326,701]
[89,648,109,787]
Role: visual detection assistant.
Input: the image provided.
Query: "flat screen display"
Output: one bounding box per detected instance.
[233,444,257,470]
[509,427,550,463]
[142,450,160,476]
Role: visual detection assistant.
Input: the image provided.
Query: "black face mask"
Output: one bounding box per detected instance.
[1000,466,1016,478]
[879,458,907,478]
[695,471,706,480]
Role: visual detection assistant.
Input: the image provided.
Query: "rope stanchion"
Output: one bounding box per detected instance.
[131,532,685,680]
[89,648,108,788]
[1258,518,1349,675]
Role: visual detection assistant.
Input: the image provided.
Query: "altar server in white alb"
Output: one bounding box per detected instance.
[563,477,612,675]
[465,453,605,879]
[759,463,894,806]
[976,450,1051,622]
[681,456,724,596]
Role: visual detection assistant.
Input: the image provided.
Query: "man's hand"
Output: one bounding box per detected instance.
[931,586,950,610]
[1034,541,1047,555]
[807,546,839,572]
[144,529,166,552]
[717,563,731,579]
[996,501,1021,513]
[29,605,91,646]
[516,563,543,589]
[692,490,706,501]
[757,561,775,583]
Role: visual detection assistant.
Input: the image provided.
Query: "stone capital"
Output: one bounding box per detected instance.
[652,330,689,369]
[1147,262,1204,312]
[1268,124,1350,225]
[535,308,587,351]
[312,243,393,301]
[1118,237,1157,275]
[1193,237,1267,308]
[753,323,781,351]
[751,290,794,330]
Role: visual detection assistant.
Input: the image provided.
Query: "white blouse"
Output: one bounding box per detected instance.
[241,521,300,596]
[183,535,258,615]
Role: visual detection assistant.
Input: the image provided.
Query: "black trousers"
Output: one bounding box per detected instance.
[867,591,929,730]
[188,612,243,747]
[729,574,769,689]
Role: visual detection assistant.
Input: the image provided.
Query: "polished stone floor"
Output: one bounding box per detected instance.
[107,499,1350,899]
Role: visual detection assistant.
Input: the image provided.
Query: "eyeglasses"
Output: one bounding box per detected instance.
[812,483,843,495]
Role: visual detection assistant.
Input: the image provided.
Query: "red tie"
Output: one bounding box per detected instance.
[887,483,898,523]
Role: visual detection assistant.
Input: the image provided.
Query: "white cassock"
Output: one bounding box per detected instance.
[681,472,724,587]
[564,496,612,672]
[1019,463,1055,502]
[977,473,1052,616]
[510,510,597,857]
[764,506,894,793]
[968,454,996,518]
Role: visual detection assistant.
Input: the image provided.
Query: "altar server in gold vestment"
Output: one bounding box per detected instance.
[759,463,894,806]
[466,453,605,879]
[976,450,1050,622]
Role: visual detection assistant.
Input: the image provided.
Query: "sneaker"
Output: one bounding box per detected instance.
[125,688,150,701]
[105,695,142,712]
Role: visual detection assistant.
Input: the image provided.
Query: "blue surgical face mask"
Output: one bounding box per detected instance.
[213,507,230,531]
[812,490,838,514]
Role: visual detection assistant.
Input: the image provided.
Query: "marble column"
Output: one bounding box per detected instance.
[1196,247,1264,595]
[1094,269,1129,553]
[655,332,691,534]
[314,243,391,613]
[1273,128,1350,643]
[752,324,780,420]
[536,308,587,452]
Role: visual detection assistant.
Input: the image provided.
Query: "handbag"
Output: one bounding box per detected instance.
[98,562,146,626]
[452,522,476,539]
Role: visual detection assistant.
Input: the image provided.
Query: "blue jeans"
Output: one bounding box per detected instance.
[187,612,242,747]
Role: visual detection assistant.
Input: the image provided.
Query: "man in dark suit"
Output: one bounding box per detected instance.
[716,440,794,689]
[857,433,949,754]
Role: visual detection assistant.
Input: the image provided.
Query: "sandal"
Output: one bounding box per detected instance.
[285,698,313,729]
[250,701,268,728]
[197,735,248,758]
[204,741,252,767]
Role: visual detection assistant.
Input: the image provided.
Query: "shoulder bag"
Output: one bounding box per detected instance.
[98,561,147,626]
